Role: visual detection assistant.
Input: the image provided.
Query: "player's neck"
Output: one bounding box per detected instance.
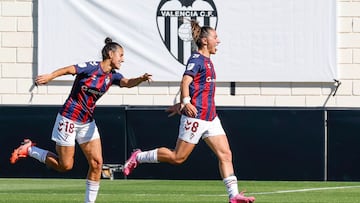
[100,61,112,73]
[198,49,210,58]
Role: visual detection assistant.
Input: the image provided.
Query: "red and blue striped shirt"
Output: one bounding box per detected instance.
[183,52,217,121]
[59,61,123,123]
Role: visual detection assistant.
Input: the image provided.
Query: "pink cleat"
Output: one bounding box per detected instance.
[123,149,141,176]
[229,192,255,203]
[10,139,35,164]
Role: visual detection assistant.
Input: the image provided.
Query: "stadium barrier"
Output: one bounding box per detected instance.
[0,106,359,181]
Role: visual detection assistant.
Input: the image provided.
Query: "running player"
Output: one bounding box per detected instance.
[10,37,152,203]
[122,21,255,203]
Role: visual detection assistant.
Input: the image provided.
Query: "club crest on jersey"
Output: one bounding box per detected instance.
[105,76,110,85]
[206,76,215,83]
[156,0,218,66]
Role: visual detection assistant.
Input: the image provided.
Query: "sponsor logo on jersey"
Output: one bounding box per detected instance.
[81,86,104,96]
[156,0,218,66]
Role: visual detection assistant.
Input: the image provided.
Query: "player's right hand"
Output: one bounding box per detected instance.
[183,103,197,118]
[35,74,52,85]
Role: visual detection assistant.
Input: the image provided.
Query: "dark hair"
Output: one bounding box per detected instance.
[101,37,123,60]
[190,20,213,49]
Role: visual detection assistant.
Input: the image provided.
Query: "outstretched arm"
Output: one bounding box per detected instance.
[120,73,153,88]
[35,65,76,85]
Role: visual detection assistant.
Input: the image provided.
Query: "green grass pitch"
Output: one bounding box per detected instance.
[0,179,359,203]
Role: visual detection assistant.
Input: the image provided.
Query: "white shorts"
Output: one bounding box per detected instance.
[178,115,226,144]
[51,113,100,146]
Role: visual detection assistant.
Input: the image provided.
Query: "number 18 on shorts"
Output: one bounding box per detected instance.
[51,113,100,146]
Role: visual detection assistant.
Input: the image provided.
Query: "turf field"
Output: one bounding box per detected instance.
[0,178,359,203]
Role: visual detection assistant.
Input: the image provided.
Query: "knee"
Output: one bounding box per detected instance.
[58,163,73,172]
[89,157,103,172]
[171,155,187,165]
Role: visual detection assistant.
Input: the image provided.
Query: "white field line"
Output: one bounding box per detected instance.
[248,185,360,195]
[134,185,360,197]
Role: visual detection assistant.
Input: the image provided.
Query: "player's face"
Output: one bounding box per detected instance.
[206,30,220,55]
[111,47,124,69]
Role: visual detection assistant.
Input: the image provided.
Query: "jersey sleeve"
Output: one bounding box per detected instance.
[111,72,124,86]
[74,61,98,75]
[183,58,201,77]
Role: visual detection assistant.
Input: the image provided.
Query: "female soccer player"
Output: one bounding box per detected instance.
[122,21,255,203]
[10,37,152,203]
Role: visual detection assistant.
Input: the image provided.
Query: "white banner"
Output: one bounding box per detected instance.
[38,0,337,82]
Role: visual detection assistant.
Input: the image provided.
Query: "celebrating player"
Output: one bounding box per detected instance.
[10,37,152,203]
[122,20,255,203]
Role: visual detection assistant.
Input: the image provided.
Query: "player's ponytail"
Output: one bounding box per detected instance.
[190,20,213,49]
[191,20,202,44]
[102,37,123,60]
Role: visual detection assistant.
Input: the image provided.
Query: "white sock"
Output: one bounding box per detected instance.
[136,149,159,163]
[84,179,100,203]
[28,146,48,163]
[223,175,239,198]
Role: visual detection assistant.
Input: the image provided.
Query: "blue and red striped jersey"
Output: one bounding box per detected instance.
[59,61,123,123]
[183,52,217,121]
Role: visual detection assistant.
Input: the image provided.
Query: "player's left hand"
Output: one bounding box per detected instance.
[141,73,153,84]
[166,103,184,117]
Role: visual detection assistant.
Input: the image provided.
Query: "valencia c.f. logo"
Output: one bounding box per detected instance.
[156,0,218,65]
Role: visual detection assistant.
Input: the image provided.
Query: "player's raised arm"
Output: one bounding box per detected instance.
[35,65,76,85]
[120,73,152,88]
